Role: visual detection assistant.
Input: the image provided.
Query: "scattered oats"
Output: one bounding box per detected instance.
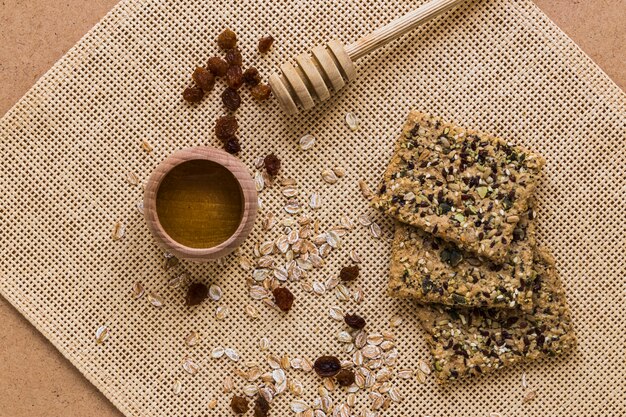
[340,215,354,230]
[362,345,382,359]
[207,398,218,409]
[321,169,339,184]
[522,371,528,389]
[282,185,299,198]
[388,386,403,403]
[259,337,271,351]
[335,284,351,302]
[346,393,357,407]
[367,333,383,346]
[291,399,310,413]
[272,368,286,383]
[254,155,265,169]
[253,268,269,282]
[239,256,254,271]
[382,330,395,341]
[301,281,313,292]
[333,167,346,178]
[185,331,199,347]
[358,180,373,200]
[352,287,365,304]
[262,212,277,231]
[245,304,261,319]
[255,171,265,192]
[299,134,316,151]
[329,306,344,321]
[355,371,366,387]
[131,281,145,299]
[267,354,281,369]
[209,284,223,301]
[418,359,431,375]
[125,171,140,186]
[95,325,109,344]
[345,112,360,131]
[225,348,240,362]
[172,379,182,395]
[371,393,384,410]
[223,375,234,393]
[337,331,353,343]
[323,377,336,391]
[523,389,537,403]
[302,357,313,372]
[284,199,302,214]
[325,231,341,248]
[287,228,299,244]
[309,192,322,210]
[357,213,372,226]
[215,305,228,320]
[348,249,361,264]
[289,378,304,396]
[250,285,269,300]
[275,379,287,394]
[369,222,382,239]
[355,332,367,349]
[258,255,274,268]
[313,281,326,295]
[343,343,355,353]
[243,384,258,396]
[147,292,164,307]
[135,199,145,215]
[111,221,125,240]
[274,266,288,281]
[380,340,395,351]
[211,346,225,359]
[398,369,413,379]
[141,139,153,153]
[325,276,340,290]
[182,357,199,375]
[415,370,427,384]
[389,315,403,328]
[260,387,274,403]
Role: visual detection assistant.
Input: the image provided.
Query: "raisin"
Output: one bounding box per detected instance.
[253,395,270,417]
[224,138,241,154]
[192,66,215,92]
[273,287,294,312]
[207,56,229,77]
[226,66,244,89]
[230,395,249,414]
[258,35,274,53]
[335,369,355,386]
[217,28,237,50]
[264,153,281,176]
[222,87,241,111]
[183,86,204,103]
[339,265,359,281]
[243,67,261,86]
[313,355,341,377]
[250,84,272,101]
[215,115,238,142]
[225,48,243,67]
[185,282,208,306]
[344,313,366,330]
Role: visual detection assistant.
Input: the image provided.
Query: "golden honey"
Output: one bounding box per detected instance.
[156,160,243,248]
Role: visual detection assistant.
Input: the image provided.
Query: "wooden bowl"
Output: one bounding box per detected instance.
[143,146,257,262]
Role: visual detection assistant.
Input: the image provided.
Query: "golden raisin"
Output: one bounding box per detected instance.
[250,84,272,101]
[192,67,215,92]
[273,287,294,312]
[243,67,261,86]
[264,153,281,176]
[224,138,241,154]
[217,28,237,50]
[226,66,244,89]
[207,56,229,77]
[313,355,341,377]
[344,313,366,330]
[185,283,208,306]
[253,395,270,417]
[215,115,238,142]
[222,87,241,111]
[336,369,355,386]
[340,265,359,281]
[225,48,243,67]
[258,35,274,53]
[230,395,249,414]
[182,86,204,103]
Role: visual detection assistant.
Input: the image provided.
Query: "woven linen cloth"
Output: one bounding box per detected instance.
[0,0,624,416]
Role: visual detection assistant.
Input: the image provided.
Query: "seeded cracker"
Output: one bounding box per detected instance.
[417,247,575,382]
[389,205,536,311]
[372,111,545,262]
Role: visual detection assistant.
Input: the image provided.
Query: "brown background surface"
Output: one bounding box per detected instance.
[0,1,624,416]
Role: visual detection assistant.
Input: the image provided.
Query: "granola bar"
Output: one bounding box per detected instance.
[372,111,545,262]
[389,205,536,311]
[417,247,575,382]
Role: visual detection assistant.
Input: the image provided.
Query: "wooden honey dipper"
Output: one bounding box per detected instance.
[269,0,466,114]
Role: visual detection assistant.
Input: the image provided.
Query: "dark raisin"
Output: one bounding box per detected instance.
[225,48,243,67]
[207,56,229,77]
[226,65,244,89]
[183,86,204,103]
[222,87,241,111]
[313,355,341,377]
[258,35,274,53]
[273,287,294,312]
[250,84,272,101]
[243,67,261,86]
[185,282,208,306]
[264,153,281,176]
[217,28,237,50]
[253,395,270,417]
[230,395,249,414]
[224,138,241,154]
[336,369,356,386]
[339,265,359,281]
[344,313,366,330]
[215,115,238,142]
[192,66,215,92]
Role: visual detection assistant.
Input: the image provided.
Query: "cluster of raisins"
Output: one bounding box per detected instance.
[183,28,275,155]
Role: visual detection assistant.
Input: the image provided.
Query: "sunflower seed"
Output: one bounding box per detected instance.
[369,222,381,238]
[259,337,271,351]
[141,139,153,153]
[209,284,223,301]
[329,306,344,321]
[282,185,299,198]
[291,399,310,413]
[333,167,346,178]
[299,134,316,151]
[223,376,234,393]
[245,304,261,319]
[95,325,109,344]
[182,357,199,375]
[147,292,163,307]
[309,192,322,210]
[125,171,139,186]
[172,379,182,394]
[185,331,199,347]
[111,221,125,240]
[321,169,338,184]
[284,199,302,214]
[131,281,145,299]
[418,359,431,375]
[358,180,373,200]
[215,306,228,320]
[255,171,265,192]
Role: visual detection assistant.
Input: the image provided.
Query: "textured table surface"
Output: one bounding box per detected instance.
[0,1,624,416]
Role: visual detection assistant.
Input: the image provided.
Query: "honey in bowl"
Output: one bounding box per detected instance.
[156,159,243,249]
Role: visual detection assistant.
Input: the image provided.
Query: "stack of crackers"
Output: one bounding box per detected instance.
[373,111,576,382]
